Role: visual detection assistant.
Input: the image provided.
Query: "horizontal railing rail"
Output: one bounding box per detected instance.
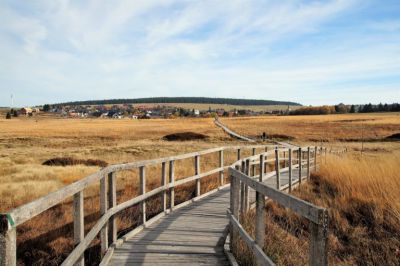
[1,144,290,266]
[227,146,346,266]
[0,143,346,266]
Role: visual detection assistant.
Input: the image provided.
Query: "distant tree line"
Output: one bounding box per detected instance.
[290,103,400,115]
[53,97,301,107]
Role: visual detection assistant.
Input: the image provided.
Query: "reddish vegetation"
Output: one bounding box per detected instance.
[162,132,209,141]
[42,157,108,167]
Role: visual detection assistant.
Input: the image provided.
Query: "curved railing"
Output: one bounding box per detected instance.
[226,146,347,266]
[1,144,284,266]
[0,143,346,266]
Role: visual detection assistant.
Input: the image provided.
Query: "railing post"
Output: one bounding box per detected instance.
[219,150,224,186]
[288,148,292,192]
[240,161,246,215]
[255,155,265,250]
[298,147,302,185]
[140,166,146,225]
[307,147,311,180]
[245,159,250,211]
[252,148,256,177]
[161,162,167,212]
[108,172,117,245]
[229,167,240,252]
[275,148,280,189]
[0,215,16,266]
[264,147,268,174]
[237,148,241,161]
[283,151,286,168]
[314,146,318,171]
[169,160,175,210]
[100,176,108,256]
[195,155,201,197]
[73,191,84,266]
[309,209,329,266]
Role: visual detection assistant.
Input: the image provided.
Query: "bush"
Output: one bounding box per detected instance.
[290,105,336,115]
[6,112,11,119]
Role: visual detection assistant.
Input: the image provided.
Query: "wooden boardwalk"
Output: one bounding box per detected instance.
[109,167,308,265]
[109,188,231,265]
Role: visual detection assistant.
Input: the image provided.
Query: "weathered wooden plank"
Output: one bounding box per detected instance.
[309,209,329,266]
[161,162,167,212]
[229,212,275,266]
[314,146,318,171]
[108,172,117,245]
[230,168,325,224]
[275,148,280,189]
[73,191,84,266]
[298,147,302,186]
[195,155,201,197]
[0,216,16,266]
[219,150,224,186]
[100,176,108,256]
[140,166,146,225]
[256,155,265,249]
[8,169,105,227]
[169,160,175,210]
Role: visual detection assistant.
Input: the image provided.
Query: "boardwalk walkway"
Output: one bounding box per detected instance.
[109,166,308,265]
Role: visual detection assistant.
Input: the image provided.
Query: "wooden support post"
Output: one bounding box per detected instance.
[100,176,108,256]
[275,148,280,189]
[288,148,292,193]
[252,148,256,177]
[255,154,265,249]
[283,151,286,168]
[240,161,246,215]
[195,155,201,197]
[73,191,84,266]
[264,147,268,174]
[108,172,117,245]
[161,162,167,212]
[309,209,329,266]
[169,160,175,210]
[219,150,224,186]
[237,148,241,161]
[140,166,146,225]
[245,159,250,211]
[229,167,240,252]
[307,147,311,180]
[314,146,318,171]
[299,147,302,185]
[0,215,16,266]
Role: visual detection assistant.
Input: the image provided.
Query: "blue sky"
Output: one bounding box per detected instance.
[0,0,399,107]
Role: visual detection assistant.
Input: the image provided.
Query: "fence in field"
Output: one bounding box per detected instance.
[0,143,346,266]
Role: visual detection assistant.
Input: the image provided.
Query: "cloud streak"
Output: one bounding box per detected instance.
[0,0,399,106]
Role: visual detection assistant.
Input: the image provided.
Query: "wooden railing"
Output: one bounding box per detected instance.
[227,146,345,266]
[0,144,284,266]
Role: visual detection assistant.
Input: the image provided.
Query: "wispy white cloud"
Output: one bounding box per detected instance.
[0,0,399,106]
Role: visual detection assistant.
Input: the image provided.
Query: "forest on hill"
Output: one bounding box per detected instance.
[55,97,301,107]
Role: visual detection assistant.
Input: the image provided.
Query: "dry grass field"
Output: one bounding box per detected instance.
[0,112,399,265]
[220,113,400,142]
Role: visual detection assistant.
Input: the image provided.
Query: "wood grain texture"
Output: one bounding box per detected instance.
[109,188,231,266]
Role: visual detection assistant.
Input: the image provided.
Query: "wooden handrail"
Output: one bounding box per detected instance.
[227,146,341,266]
[0,143,346,266]
[1,144,287,266]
